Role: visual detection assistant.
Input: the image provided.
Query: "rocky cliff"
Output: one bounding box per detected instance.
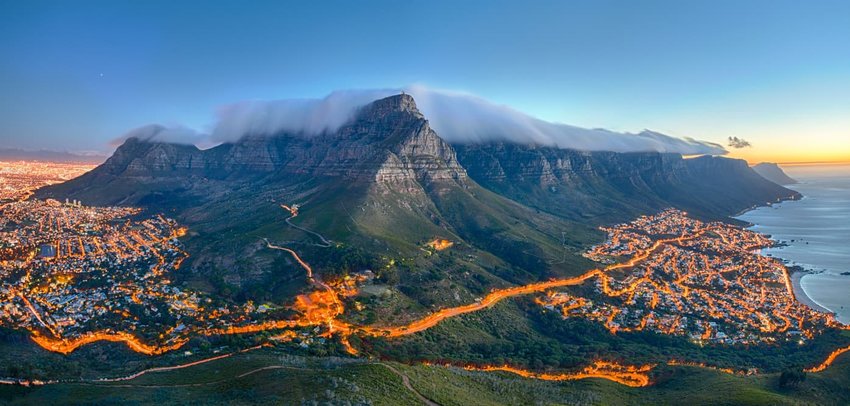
[60,94,465,184]
[454,143,800,222]
[752,162,797,185]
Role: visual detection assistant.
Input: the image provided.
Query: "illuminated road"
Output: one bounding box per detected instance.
[805,344,850,373]
[666,359,739,375]
[361,229,711,338]
[30,331,189,355]
[17,292,61,338]
[263,231,356,354]
[431,360,654,387]
[362,271,602,337]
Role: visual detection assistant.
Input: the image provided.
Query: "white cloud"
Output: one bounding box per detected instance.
[117,86,728,155]
[111,124,206,147]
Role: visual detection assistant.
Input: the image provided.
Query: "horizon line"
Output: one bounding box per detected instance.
[774,160,850,166]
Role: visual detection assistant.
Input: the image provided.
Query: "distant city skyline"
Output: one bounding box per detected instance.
[2,0,849,164]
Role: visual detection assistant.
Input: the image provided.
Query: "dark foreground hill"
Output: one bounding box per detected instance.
[2,342,850,405]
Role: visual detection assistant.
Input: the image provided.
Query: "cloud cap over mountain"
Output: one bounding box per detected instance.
[120,86,728,156]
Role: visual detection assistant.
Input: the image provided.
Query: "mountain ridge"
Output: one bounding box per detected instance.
[58,95,466,188]
[752,162,797,185]
[454,142,799,223]
[35,94,800,302]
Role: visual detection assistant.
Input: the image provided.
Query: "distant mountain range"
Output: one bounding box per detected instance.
[752,162,797,185]
[0,147,106,163]
[37,94,800,303]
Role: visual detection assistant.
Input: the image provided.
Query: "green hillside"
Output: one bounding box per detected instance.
[3,345,849,405]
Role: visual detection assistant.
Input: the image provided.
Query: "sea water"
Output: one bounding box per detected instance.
[736,164,850,324]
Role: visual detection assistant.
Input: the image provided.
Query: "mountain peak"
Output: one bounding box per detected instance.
[752,162,797,185]
[360,93,424,120]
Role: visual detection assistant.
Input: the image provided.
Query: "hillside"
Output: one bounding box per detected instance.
[3,345,850,405]
[456,143,799,224]
[752,162,797,185]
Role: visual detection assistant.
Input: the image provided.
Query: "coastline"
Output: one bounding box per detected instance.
[736,178,850,325]
[790,270,833,314]
[731,190,804,219]
[732,186,835,315]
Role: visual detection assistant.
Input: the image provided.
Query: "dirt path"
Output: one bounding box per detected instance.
[280,204,332,247]
[78,365,307,389]
[69,360,442,406]
[379,363,440,406]
[285,214,332,247]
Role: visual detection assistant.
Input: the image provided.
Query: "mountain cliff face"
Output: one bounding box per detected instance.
[279,94,467,182]
[454,143,800,222]
[752,162,797,185]
[50,95,465,196]
[39,94,468,205]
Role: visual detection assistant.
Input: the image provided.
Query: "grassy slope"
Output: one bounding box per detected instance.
[402,357,850,406]
[359,298,850,372]
[3,347,849,405]
[270,175,602,325]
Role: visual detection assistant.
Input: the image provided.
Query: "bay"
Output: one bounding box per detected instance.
[736,164,850,324]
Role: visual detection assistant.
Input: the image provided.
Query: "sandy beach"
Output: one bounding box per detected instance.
[790,271,833,314]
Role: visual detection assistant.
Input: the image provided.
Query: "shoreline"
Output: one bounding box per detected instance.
[732,188,836,316]
[732,190,805,219]
[790,270,833,315]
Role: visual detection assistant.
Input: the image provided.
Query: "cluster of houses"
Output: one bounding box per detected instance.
[541,209,832,345]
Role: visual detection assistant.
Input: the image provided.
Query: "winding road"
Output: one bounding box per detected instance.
[280,204,332,247]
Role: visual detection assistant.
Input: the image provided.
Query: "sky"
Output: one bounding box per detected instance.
[1,0,849,163]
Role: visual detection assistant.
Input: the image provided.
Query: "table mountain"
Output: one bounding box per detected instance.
[36,94,800,307]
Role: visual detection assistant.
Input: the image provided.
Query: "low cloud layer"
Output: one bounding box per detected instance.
[111,124,207,147]
[116,86,727,155]
[727,136,752,149]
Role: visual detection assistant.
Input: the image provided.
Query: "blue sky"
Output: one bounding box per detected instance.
[1,0,849,162]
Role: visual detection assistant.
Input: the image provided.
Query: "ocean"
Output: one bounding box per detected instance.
[736,164,850,324]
